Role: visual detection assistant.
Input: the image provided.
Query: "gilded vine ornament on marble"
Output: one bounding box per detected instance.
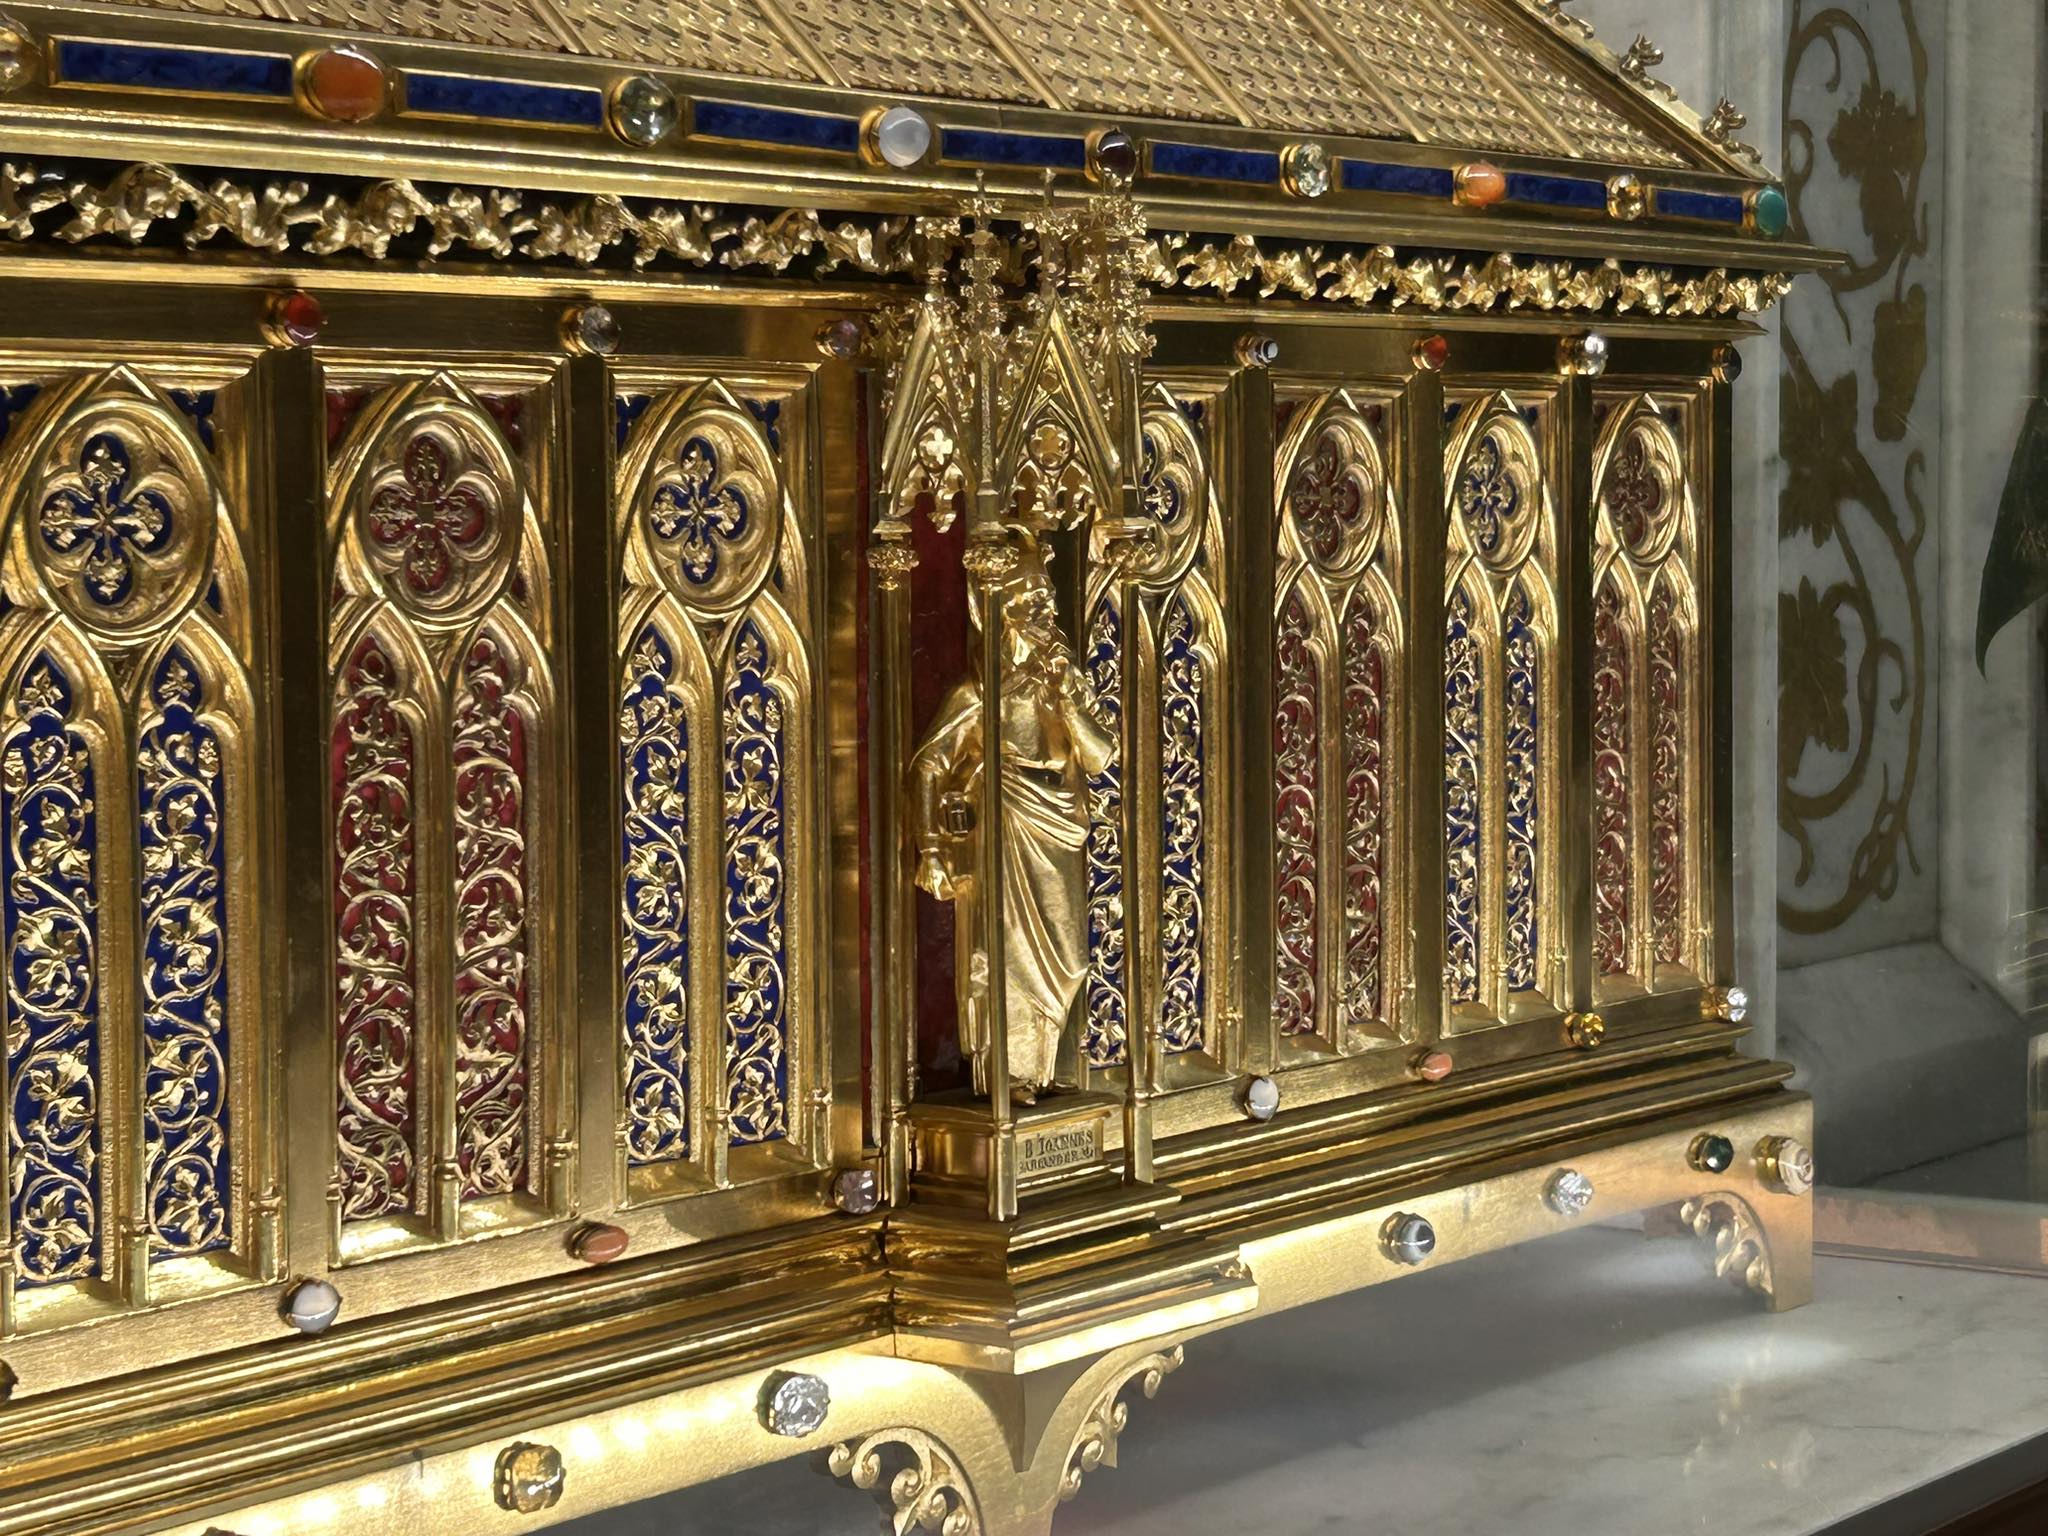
[1777,0,1928,936]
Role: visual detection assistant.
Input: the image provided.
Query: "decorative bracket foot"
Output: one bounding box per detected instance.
[1059,1345,1185,1502]
[825,1428,983,1536]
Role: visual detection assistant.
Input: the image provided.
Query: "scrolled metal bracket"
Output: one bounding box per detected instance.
[824,1428,983,1536]
[1059,1345,1186,1502]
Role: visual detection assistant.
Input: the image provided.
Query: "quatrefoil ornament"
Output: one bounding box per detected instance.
[23,368,217,639]
[624,383,782,615]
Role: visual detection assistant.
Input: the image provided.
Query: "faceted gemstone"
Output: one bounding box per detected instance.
[611,74,677,147]
[282,1276,342,1335]
[1545,1168,1595,1217]
[1091,128,1139,183]
[1559,331,1609,378]
[1243,1075,1280,1121]
[1413,333,1450,372]
[1691,1133,1737,1174]
[833,1167,880,1214]
[567,302,620,356]
[0,27,33,92]
[763,1372,831,1437]
[1713,343,1743,384]
[867,105,932,169]
[1565,1010,1606,1049]
[271,290,325,347]
[1750,185,1790,237]
[1724,985,1750,1021]
[1606,172,1646,221]
[1286,142,1331,199]
[1413,1049,1454,1083]
[571,1222,630,1264]
[495,1444,566,1514]
[1237,333,1279,368]
[1382,1212,1436,1266]
[301,47,385,124]
[1455,161,1507,208]
[816,317,864,361]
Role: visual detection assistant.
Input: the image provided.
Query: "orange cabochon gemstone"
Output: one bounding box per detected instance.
[1414,333,1450,371]
[571,1223,630,1265]
[1456,161,1507,208]
[1414,1049,1454,1082]
[303,47,385,124]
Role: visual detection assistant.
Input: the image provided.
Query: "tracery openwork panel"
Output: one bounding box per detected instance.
[1442,400,1558,1028]
[327,372,555,1243]
[616,379,815,1184]
[1272,392,1403,1051]
[1591,402,1705,991]
[0,363,258,1322]
[1081,390,1225,1072]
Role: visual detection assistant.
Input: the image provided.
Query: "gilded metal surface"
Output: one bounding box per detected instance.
[1591,395,1704,993]
[910,542,1116,1099]
[77,0,1749,167]
[1442,393,1560,1028]
[0,4,1822,1528]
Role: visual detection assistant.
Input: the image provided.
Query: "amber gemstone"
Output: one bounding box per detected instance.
[1455,161,1507,208]
[271,290,324,347]
[1413,334,1450,372]
[571,1222,630,1265]
[1413,1049,1454,1083]
[302,47,384,124]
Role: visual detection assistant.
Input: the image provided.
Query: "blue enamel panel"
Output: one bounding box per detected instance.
[6,657,102,1288]
[722,619,788,1145]
[55,39,292,97]
[620,622,692,1166]
[402,72,605,130]
[692,100,860,154]
[1341,160,1456,198]
[1655,187,1746,223]
[1158,596,1207,1056]
[1505,172,1607,211]
[1149,142,1281,184]
[941,127,1088,171]
[1502,585,1542,992]
[1082,594,1125,1069]
[137,648,232,1260]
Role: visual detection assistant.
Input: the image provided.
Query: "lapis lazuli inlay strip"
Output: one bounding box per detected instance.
[1150,142,1281,185]
[692,100,860,155]
[402,72,605,130]
[1340,160,1457,198]
[54,39,292,97]
[941,127,1088,171]
[1655,188,1746,223]
[1505,172,1607,211]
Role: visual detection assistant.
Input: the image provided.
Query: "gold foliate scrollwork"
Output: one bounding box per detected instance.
[1677,1192,1774,1296]
[0,162,1796,320]
[1061,1345,1185,1502]
[824,1428,982,1536]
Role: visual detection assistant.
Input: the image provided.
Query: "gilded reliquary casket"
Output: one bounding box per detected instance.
[0,2,1827,1533]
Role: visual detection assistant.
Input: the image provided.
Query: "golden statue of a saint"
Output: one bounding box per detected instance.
[911,543,1116,1102]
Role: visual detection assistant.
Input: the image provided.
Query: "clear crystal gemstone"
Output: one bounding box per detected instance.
[1546,1168,1595,1217]
[1725,986,1750,1021]
[1288,142,1331,198]
[764,1372,832,1437]
[871,106,932,169]
[612,74,676,147]
[0,29,31,92]
[833,1167,879,1214]
[569,303,619,356]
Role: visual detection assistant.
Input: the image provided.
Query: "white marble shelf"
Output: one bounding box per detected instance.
[558,1224,2048,1536]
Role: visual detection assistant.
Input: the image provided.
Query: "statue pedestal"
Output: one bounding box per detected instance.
[895,1092,1257,1374]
